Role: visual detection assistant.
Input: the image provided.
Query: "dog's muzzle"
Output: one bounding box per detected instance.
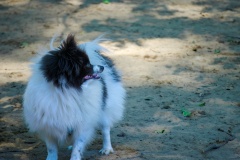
[84,65,104,80]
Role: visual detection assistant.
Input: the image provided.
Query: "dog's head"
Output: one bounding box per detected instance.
[40,34,104,88]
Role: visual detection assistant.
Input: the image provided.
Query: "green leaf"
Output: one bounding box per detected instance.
[199,102,206,107]
[103,0,110,4]
[181,109,191,117]
[214,49,221,54]
[155,130,165,134]
[20,42,29,48]
[183,111,191,117]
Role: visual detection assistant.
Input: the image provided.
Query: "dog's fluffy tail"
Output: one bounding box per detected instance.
[50,33,110,54]
[92,34,110,44]
[79,35,111,66]
[50,34,58,50]
[79,34,110,55]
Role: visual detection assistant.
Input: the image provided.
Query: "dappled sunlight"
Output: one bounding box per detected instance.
[0,61,30,83]
[153,111,184,124]
[0,0,240,159]
[1,0,239,63]
[0,0,30,7]
[207,98,238,107]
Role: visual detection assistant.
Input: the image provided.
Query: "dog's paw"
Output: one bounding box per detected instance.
[99,147,114,155]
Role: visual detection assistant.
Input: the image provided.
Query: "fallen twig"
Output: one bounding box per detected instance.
[202,136,235,153]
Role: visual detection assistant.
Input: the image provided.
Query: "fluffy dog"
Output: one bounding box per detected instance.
[23,34,125,160]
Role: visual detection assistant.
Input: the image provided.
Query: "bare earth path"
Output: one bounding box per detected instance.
[0,0,240,159]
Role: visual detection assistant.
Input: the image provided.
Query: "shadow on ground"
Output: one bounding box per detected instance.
[0,81,239,159]
[0,0,240,54]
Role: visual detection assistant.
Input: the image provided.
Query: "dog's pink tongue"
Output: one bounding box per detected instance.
[84,75,92,80]
[84,74,100,80]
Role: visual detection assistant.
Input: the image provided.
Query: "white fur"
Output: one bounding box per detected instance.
[23,37,125,160]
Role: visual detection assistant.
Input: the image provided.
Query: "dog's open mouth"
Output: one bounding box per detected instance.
[84,74,101,80]
[83,65,104,81]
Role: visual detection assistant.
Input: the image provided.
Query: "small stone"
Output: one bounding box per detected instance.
[162,106,170,109]
[117,132,126,137]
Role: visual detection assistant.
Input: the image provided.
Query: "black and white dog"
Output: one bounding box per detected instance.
[23,34,125,160]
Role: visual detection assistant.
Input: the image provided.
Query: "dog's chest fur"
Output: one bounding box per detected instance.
[24,76,103,142]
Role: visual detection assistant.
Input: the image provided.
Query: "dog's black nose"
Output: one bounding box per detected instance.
[93,65,104,73]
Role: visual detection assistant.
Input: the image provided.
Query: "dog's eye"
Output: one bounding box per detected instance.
[85,64,91,69]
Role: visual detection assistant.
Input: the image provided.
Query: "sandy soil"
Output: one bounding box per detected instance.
[0,0,240,159]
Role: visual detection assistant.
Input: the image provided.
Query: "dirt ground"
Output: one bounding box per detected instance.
[0,0,240,159]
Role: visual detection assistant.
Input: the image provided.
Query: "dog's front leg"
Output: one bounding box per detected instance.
[70,130,93,160]
[99,126,114,155]
[70,139,85,160]
[45,139,58,160]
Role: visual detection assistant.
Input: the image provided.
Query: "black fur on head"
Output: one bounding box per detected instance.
[40,34,93,88]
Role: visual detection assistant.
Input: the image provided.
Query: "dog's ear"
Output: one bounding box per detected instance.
[59,34,78,54]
